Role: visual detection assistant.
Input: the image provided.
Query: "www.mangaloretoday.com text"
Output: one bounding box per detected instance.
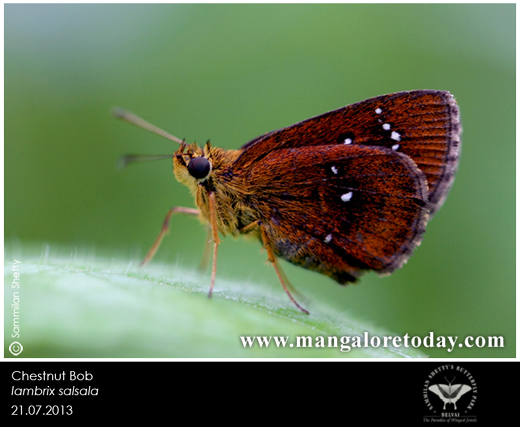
[240,332,504,353]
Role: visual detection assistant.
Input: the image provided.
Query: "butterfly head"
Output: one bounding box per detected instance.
[174,141,214,192]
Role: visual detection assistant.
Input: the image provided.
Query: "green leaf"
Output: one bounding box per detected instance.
[4,243,427,358]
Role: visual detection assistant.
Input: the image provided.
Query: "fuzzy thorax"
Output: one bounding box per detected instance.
[173,142,254,237]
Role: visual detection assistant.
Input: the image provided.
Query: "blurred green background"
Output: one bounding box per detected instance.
[4,4,515,357]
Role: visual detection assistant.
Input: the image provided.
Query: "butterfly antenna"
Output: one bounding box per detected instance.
[112,107,184,145]
[117,154,173,169]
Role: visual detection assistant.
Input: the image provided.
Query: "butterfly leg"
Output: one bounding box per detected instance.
[207,191,220,297]
[258,223,309,314]
[197,227,213,272]
[274,256,307,304]
[140,206,199,266]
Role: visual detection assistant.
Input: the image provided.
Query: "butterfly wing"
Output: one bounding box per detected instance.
[429,385,451,404]
[450,384,471,402]
[243,144,429,283]
[237,90,460,215]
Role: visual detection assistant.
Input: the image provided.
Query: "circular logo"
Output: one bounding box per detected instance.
[9,341,23,356]
[423,365,477,421]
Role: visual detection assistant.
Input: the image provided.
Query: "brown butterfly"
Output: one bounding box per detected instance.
[114,90,461,313]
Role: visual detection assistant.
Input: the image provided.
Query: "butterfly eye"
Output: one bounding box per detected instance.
[188,156,211,180]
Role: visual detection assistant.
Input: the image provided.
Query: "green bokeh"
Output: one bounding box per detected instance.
[4,4,515,357]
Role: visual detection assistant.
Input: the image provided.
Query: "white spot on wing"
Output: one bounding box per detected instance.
[341,192,353,202]
[324,234,332,244]
[382,123,391,130]
[331,166,338,174]
[391,131,401,141]
[375,108,382,114]
[344,138,352,144]
[392,144,399,151]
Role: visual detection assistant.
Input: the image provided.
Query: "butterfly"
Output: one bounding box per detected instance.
[115,90,461,313]
[429,378,471,410]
